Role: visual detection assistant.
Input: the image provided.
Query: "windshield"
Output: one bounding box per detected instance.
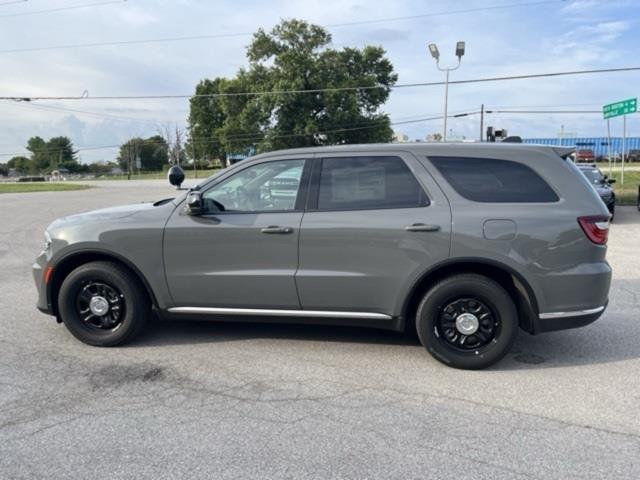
[579,168,604,185]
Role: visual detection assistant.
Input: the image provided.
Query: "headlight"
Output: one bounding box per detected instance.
[43,231,52,251]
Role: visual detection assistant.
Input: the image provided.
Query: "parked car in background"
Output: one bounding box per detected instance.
[33,143,612,370]
[575,149,596,162]
[627,149,640,162]
[577,165,616,218]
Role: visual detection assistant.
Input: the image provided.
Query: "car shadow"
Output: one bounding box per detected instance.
[129,308,640,371]
[137,318,422,348]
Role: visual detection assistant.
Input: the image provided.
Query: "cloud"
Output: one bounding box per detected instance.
[0,0,639,159]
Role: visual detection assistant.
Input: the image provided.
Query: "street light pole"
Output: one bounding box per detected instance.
[428,41,465,142]
[443,68,451,141]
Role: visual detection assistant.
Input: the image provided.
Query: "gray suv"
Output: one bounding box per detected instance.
[33,143,612,369]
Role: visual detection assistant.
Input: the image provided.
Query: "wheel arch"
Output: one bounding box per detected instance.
[48,249,159,317]
[402,258,540,335]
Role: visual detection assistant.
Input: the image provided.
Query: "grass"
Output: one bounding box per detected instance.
[607,170,639,205]
[94,168,221,181]
[0,182,92,194]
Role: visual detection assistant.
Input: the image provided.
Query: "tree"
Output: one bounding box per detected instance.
[244,20,397,152]
[23,136,79,173]
[187,78,227,165]
[26,136,47,173]
[159,125,187,166]
[7,156,31,174]
[117,136,169,172]
[46,136,78,171]
[0,163,8,177]
[187,19,397,159]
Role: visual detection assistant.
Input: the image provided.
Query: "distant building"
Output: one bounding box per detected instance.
[49,168,69,181]
[522,137,640,158]
[392,132,409,143]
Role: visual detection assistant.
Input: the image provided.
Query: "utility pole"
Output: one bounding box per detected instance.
[127,142,132,180]
[480,104,485,142]
[192,140,197,179]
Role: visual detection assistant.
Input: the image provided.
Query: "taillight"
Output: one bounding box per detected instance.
[578,216,610,245]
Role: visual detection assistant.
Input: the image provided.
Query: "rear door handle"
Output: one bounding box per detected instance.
[405,223,441,232]
[261,226,294,234]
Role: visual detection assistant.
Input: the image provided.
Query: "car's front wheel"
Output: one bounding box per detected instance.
[415,273,518,370]
[58,261,149,346]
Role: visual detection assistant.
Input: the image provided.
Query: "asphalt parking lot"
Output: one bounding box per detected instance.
[1,180,639,479]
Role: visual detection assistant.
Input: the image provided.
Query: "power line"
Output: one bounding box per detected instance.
[324,0,561,28]
[2,66,638,102]
[0,0,126,19]
[489,102,602,109]
[0,0,27,7]
[2,106,618,158]
[3,99,175,125]
[0,0,562,53]
[487,109,602,114]
[2,97,462,127]
[0,113,454,157]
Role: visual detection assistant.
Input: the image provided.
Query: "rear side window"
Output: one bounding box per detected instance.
[429,156,559,203]
[317,156,428,210]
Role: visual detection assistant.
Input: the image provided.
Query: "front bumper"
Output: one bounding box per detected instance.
[33,250,53,315]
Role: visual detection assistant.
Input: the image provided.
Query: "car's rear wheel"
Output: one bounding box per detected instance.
[415,273,518,370]
[58,261,149,346]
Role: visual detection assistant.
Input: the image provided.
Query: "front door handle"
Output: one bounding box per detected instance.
[261,226,294,234]
[405,223,441,232]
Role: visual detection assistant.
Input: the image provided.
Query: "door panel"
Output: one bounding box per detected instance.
[164,157,309,309]
[164,211,303,308]
[296,152,452,317]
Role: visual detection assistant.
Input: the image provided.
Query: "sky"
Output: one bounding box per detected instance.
[0,0,638,163]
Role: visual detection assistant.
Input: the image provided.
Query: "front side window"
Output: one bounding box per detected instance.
[203,159,305,212]
[316,156,428,210]
[429,156,559,203]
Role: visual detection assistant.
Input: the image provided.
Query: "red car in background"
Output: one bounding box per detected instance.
[576,149,596,162]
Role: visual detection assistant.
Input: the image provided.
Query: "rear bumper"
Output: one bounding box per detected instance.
[536,302,607,333]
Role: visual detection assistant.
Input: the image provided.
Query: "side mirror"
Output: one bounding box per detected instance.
[608,178,616,184]
[168,165,185,189]
[185,191,203,215]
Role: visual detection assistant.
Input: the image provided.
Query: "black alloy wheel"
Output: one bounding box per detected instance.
[75,280,126,331]
[416,273,518,370]
[436,297,500,351]
[58,261,149,346]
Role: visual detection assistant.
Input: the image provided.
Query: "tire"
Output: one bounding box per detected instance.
[415,273,518,370]
[58,261,149,346]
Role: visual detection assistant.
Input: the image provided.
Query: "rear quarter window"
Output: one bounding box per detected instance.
[428,156,559,203]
